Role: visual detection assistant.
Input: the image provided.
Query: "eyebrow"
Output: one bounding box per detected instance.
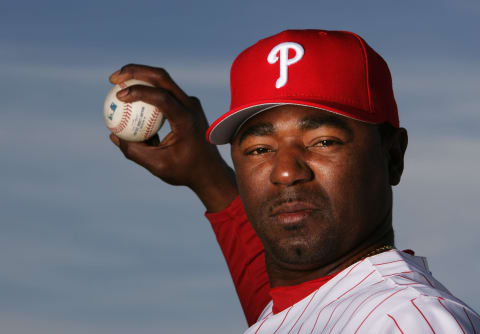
[299,115,353,137]
[237,122,274,144]
[236,114,353,144]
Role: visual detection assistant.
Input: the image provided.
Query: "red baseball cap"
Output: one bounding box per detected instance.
[206,29,399,145]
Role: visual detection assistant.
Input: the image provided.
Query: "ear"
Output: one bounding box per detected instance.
[385,128,408,186]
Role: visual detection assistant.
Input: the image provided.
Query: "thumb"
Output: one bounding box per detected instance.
[109,133,121,147]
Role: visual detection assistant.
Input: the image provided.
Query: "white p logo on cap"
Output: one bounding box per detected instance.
[267,42,304,89]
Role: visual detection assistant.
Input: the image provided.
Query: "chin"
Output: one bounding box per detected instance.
[268,235,339,267]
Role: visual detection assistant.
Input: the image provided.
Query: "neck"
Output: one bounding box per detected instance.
[266,211,395,288]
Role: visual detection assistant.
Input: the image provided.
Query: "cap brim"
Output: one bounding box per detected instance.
[206,100,378,145]
[208,103,286,145]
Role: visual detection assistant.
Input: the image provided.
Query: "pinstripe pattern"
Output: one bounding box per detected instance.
[244,250,480,333]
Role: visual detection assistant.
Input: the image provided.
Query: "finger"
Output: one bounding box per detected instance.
[116,135,161,161]
[108,69,122,83]
[112,131,160,147]
[109,133,120,147]
[110,64,191,107]
[115,85,190,129]
[144,133,160,147]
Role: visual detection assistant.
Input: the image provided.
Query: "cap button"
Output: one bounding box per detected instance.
[318,31,328,36]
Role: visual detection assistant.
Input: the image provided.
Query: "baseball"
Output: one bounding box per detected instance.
[103,79,165,142]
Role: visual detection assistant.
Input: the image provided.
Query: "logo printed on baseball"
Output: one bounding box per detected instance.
[103,79,165,142]
[108,102,117,120]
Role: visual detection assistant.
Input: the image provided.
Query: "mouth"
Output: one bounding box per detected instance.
[269,201,319,226]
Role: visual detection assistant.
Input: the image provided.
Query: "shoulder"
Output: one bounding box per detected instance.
[247,250,480,333]
[366,249,451,297]
[380,294,480,334]
[345,250,480,333]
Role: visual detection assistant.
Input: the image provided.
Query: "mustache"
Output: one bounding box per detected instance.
[263,188,331,216]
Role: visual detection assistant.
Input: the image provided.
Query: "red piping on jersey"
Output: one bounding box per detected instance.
[387,314,405,334]
[411,298,436,333]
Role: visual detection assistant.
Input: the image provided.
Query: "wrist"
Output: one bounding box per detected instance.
[190,162,238,213]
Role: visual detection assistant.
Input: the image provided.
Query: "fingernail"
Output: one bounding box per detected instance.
[109,134,120,146]
[109,70,120,80]
[117,88,129,98]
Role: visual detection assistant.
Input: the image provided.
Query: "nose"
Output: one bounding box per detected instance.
[270,146,313,186]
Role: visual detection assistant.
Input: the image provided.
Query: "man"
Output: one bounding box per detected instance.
[108,30,479,333]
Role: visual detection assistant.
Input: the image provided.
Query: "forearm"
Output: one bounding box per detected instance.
[190,149,239,213]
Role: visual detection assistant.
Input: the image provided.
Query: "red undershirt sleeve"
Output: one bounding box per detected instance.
[205,195,271,326]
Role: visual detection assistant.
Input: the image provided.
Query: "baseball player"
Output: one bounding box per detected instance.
[109,30,480,333]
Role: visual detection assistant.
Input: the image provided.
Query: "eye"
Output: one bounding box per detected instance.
[306,138,343,151]
[246,146,273,155]
[313,139,339,147]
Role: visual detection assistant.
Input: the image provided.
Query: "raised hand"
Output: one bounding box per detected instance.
[109,64,237,212]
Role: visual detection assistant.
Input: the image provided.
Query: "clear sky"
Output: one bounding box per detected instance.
[1,0,479,333]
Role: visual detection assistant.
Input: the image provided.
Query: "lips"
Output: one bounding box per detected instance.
[270,201,319,217]
[269,201,320,226]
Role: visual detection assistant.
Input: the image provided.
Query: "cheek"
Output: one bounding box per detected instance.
[308,151,380,215]
[308,158,353,213]
[234,159,272,217]
[312,148,389,235]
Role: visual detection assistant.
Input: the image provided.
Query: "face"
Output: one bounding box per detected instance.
[231,105,392,271]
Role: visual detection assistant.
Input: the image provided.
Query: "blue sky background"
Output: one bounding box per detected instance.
[1,0,479,332]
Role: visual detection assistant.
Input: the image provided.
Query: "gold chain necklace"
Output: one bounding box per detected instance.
[363,245,395,259]
[342,245,395,270]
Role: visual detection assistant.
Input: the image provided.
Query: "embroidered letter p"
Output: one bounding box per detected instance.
[267,42,304,89]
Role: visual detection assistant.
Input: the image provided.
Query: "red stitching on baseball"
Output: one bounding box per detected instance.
[143,107,162,140]
[108,103,132,134]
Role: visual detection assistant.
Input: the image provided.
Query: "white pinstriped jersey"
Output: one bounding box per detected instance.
[245,250,479,333]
